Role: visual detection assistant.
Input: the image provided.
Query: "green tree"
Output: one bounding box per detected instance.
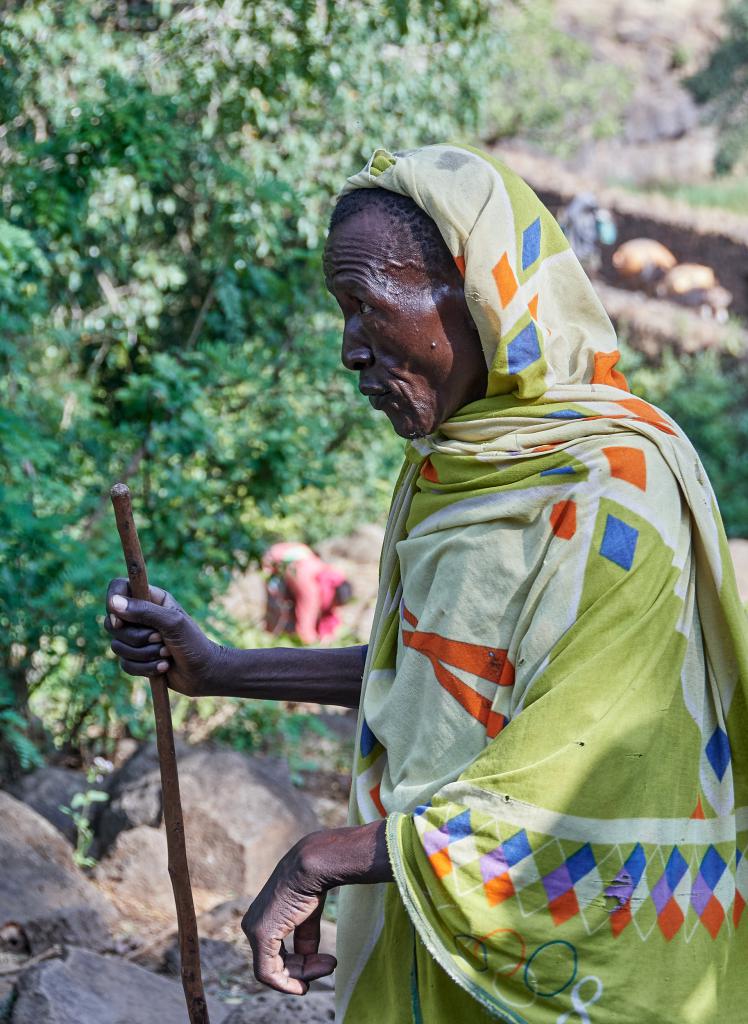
[0,0,624,770]
[688,1,748,171]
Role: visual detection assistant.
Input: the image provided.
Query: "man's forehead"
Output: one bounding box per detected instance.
[324,206,427,280]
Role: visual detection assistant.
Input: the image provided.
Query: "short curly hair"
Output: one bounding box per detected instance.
[328,187,455,281]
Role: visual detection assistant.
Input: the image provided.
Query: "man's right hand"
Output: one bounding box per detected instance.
[104,578,224,698]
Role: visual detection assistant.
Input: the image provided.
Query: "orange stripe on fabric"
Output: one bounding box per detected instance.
[420,457,439,483]
[429,848,453,879]
[603,446,647,491]
[369,782,386,818]
[486,709,507,738]
[550,500,576,540]
[402,605,418,627]
[583,411,677,436]
[616,398,676,434]
[528,293,539,321]
[492,252,518,308]
[592,350,629,391]
[484,874,514,906]
[454,254,466,277]
[549,890,579,926]
[402,613,511,684]
[403,632,489,719]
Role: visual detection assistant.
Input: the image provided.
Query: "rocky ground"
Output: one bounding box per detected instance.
[0,737,348,1024]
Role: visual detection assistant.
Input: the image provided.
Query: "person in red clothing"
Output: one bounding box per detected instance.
[262,542,352,644]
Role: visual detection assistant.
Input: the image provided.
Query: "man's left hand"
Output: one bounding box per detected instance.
[242,821,392,995]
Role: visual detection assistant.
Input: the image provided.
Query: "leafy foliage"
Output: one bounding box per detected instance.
[688,1,748,172]
[0,0,624,769]
[621,342,748,536]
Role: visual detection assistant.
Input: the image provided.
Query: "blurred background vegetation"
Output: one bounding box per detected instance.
[1,0,746,773]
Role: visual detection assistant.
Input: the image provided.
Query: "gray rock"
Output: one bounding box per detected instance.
[95,742,186,854]
[96,745,318,897]
[0,793,117,955]
[94,826,174,918]
[5,766,89,844]
[163,937,249,983]
[10,946,230,1024]
[221,990,335,1024]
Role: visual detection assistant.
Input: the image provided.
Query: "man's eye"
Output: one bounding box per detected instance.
[359,300,374,315]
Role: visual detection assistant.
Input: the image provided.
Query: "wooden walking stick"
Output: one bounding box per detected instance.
[110,483,210,1024]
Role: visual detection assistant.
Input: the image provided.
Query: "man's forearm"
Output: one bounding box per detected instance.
[206,643,367,708]
[300,820,394,888]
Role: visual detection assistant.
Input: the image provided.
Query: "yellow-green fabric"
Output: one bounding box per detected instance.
[334,144,748,1023]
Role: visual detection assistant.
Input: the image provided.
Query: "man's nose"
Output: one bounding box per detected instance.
[341,328,374,372]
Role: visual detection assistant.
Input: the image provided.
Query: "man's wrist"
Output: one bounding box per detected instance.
[294,821,393,891]
[203,642,240,696]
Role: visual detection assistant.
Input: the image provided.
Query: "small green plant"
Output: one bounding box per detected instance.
[59,759,112,868]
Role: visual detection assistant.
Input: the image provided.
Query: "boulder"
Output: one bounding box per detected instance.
[163,936,249,984]
[0,793,117,955]
[221,990,335,1024]
[96,745,318,899]
[94,826,175,921]
[5,766,89,844]
[94,742,186,854]
[10,947,229,1024]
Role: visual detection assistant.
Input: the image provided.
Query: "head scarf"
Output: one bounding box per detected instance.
[341,144,624,400]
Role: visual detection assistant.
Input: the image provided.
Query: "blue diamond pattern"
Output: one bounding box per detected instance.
[623,843,647,887]
[503,829,532,866]
[413,804,429,816]
[600,514,638,571]
[507,322,541,374]
[540,466,576,477]
[360,718,378,758]
[522,217,541,270]
[700,846,727,889]
[545,410,585,419]
[567,843,596,883]
[664,847,689,890]
[706,726,731,781]
[444,809,472,842]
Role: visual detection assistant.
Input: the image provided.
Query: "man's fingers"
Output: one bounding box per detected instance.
[251,939,308,996]
[119,657,170,677]
[107,594,180,634]
[104,618,162,647]
[293,902,323,956]
[284,952,337,983]
[110,639,167,663]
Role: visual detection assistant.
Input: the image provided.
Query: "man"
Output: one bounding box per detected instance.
[106,144,748,1022]
[262,541,352,643]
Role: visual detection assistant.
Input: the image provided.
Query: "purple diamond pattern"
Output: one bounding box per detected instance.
[692,846,727,916]
[480,829,531,883]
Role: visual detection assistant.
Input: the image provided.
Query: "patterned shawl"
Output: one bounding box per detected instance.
[333,144,748,1023]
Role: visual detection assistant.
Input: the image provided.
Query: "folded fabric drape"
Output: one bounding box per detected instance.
[334,144,748,1023]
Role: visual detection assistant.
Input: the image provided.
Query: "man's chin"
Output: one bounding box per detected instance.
[384,407,434,440]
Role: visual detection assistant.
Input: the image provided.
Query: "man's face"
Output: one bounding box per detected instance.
[324,205,487,438]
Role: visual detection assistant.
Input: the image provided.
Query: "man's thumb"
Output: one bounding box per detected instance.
[109,594,181,634]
